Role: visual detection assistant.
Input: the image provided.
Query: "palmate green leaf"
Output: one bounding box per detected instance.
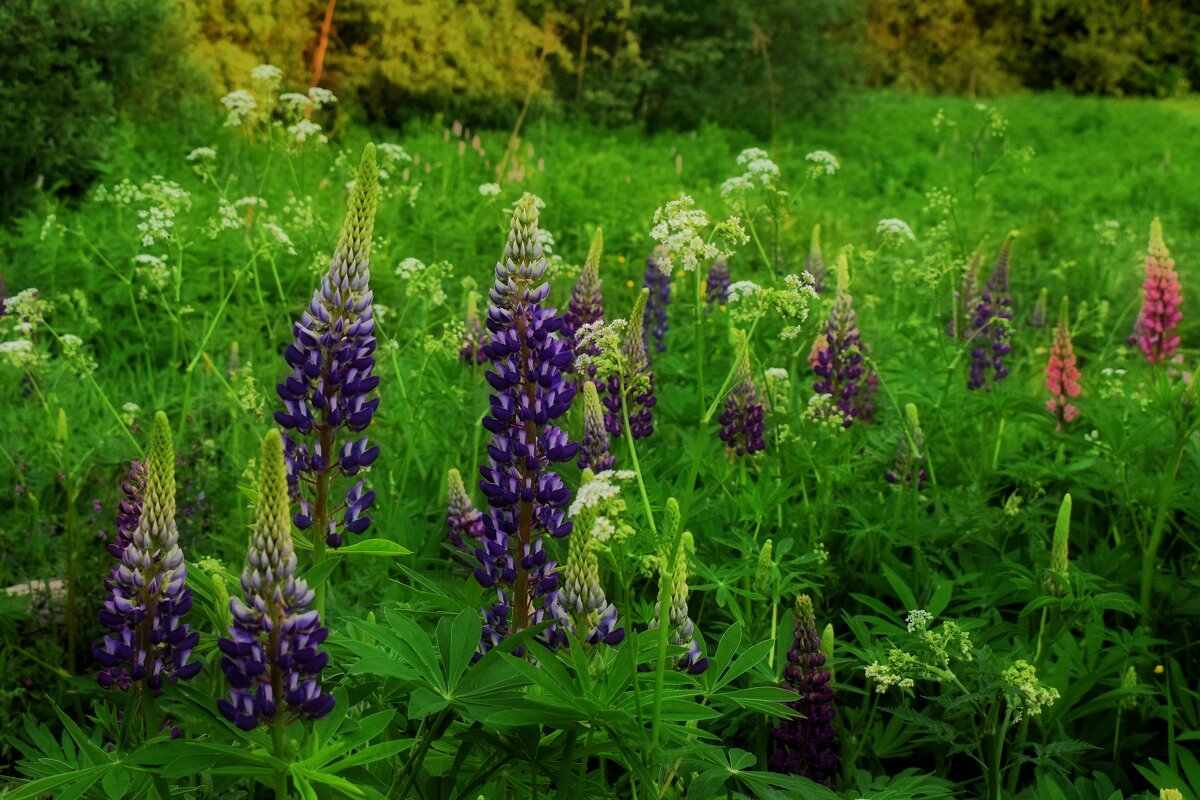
[716,686,804,716]
[302,709,396,768]
[51,704,109,767]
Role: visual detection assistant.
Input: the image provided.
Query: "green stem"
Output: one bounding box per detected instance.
[1140,440,1186,622]
[272,720,288,800]
[620,390,657,537]
[556,731,578,798]
[649,554,673,749]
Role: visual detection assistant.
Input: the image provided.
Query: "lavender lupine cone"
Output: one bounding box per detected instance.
[718,351,765,457]
[447,468,485,556]
[811,254,876,427]
[95,412,201,692]
[560,469,624,646]
[643,250,670,353]
[578,381,615,471]
[275,144,381,548]
[475,194,579,655]
[562,229,606,349]
[108,460,146,559]
[648,533,707,674]
[769,595,837,785]
[705,258,731,310]
[967,236,1014,391]
[218,429,334,731]
[603,289,656,439]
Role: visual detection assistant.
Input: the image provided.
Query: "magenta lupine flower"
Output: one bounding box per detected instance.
[718,345,765,457]
[807,224,826,294]
[1045,300,1081,431]
[94,412,201,692]
[603,290,656,439]
[460,291,488,365]
[967,236,1014,391]
[274,145,380,549]
[578,381,615,471]
[1135,218,1181,365]
[769,595,837,785]
[705,257,731,310]
[218,429,334,731]
[810,253,876,427]
[643,249,670,353]
[475,194,579,655]
[447,468,485,557]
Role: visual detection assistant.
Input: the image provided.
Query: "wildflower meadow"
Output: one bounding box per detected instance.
[3,6,1200,798]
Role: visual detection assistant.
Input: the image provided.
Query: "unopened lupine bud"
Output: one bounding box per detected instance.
[706,257,731,309]
[1136,218,1182,365]
[560,470,624,646]
[1045,298,1081,431]
[604,289,656,439]
[648,531,706,674]
[769,595,837,785]
[1046,493,1071,596]
[643,249,670,353]
[967,234,1015,390]
[218,429,334,730]
[811,252,876,426]
[886,403,926,489]
[753,539,774,597]
[578,381,615,471]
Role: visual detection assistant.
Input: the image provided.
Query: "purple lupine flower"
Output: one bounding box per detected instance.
[948,248,982,339]
[705,257,731,310]
[603,290,656,439]
[718,343,765,457]
[807,224,826,294]
[809,253,876,427]
[218,429,334,731]
[578,381,615,471]
[460,291,488,365]
[643,249,670,354]
[275,144,381,549]
[769,595,837,785]
[560,469,624,646]
[648,531,707,674]
[562,229,605,349]
[885,403,926,490]
[94,412,201,692]
[475,194,579,655]
[447,468,484,557]
[107,461,145,559]
[967,235,1014,391]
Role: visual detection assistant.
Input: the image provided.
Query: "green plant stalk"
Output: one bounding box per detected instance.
[396,708,453,798]
[649,552,673,750]
[271,719,288,800]
[555,730,578,799]
[64,471,78,676]
[1140,440,1186,621]
[620,388,657,537]
[693,262,705,415]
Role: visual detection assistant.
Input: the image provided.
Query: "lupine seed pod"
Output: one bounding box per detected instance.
[563,229,605,349]
[475,194,579,655]
[705,257,731,310]
[1136,218,1182,365]
[718,332,765,456]
[95,412,201,692]
[967,235,1015,390]
[447,468,484,557]
[218,429,334,730]
[460,291,488,364]
[807,225,826,294]
[560,469,624,646]
[885,403,926,489]
[1046,493,1071,596]
[769,595,837,785]
[811,252,876,426]
[1045,298,1081,431]
[275,144,381,549]
[648,531,707,674]
[578,381,615,471]
[1029,287,1049,328]
[604,289,656,439]
[643,248,670,354]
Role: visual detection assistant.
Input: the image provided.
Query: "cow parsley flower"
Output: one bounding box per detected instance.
[278,92,312,110]
[251,64,283,83]
[186,147,217,162]
[288,120,325,144]
[805,150,840,176]
[650,194,721,274]
[877,218,915,242]
[307,87,337,108]
[221,90,258,127]
[478,182,502,197]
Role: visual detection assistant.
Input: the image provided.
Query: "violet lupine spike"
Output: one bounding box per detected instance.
[460,291,488,365]
[769,595,837,785]
[1136,218,1182,365]
[718,338,765,457]
[95,412,201,692]
[475,194,579,656]
[108,460,145,559]
[560,469,624,646]
[705,257,731,310]
[447,468,485,556]
[643,249,670,353]
[603,289,656,439]
[648,531,707,674]
[810,252,876,427]
[578,381,615,471]
[562,229,606,349]
[218,429,334,731]
[948,248,982,340]
[807,225,826,294]
[275,144,381,548]
[885,403,927,490]
[967,235,1015,391]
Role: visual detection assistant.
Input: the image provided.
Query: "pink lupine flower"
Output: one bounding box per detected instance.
[1045,299,1081,431]
[1136,218,1181,365]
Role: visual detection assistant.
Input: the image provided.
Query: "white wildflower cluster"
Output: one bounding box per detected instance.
[805,150,840,176]
[279,92,312,111]
[395,259,452,306]
[805,393,848,431]
[721,147,785,199]
[537,227,557,256]
[568,469,637,516]
[221,90,259,127]
[724,272,816,338]
[923,187,958,216]
[0,338,37,369]
[132,254,170,292]
[39,213,64,242]
[569,470,637,544]
[283,194,318,233]
[765,367,789,382]
[877,218,916,244]
[422,321,466,358]
[260,222,297,256]
[865,611,975,694]
[395,257,426,280]
[478,182,501,198]
[58,333,96,378]
[307,87,336,108]
[5,288,51,330]
[1094,219,1122,247]
[288,119,326,145]
[906,609,934,632]
[1001,660,1060,721]
[650,194,745,274]
[209,198,243,238]
[573,318,627,380]
[251,64,283,85]
[120,402,141,428]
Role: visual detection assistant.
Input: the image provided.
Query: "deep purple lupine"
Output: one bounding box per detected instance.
[809,254,876,427]
[447,468,485,557]
[705,257,731,310]
[578,381,615,471]
[275,144,380,549]
[94,412,201,693]
[107,460,145,559]
[967,236,1014,391]
[475,194,579,655]
[643,249,670,353]
[769,595,837,785]
[218,429,334,731]
[603,290,656,439]
[718,348,765,457]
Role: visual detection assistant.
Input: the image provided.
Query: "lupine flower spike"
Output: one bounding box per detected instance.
[95,412,201,692]
[948,247,982,339]
[885,403,927,489]
[1045,494,1071,596]
[1045,298,1081,431]
[475,194,579,655]
[807,224,826,294]
[1029,287,1049,328]
[718,331,765,457]
[578,381,615,471]
[705,257,731,310]
[560,469,624,646]
[275,143,381,550]
[460,291,488,364]
[1135,218,1182,365]
[643,248,671,354]
[218,429,334,730]
[604,289,656,438]
[648,531,707,674]
[769,595,837,785]
[447,468,485,559]
[810,251,876,426]
[563,229,606,350]
[967,234,1015,390]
